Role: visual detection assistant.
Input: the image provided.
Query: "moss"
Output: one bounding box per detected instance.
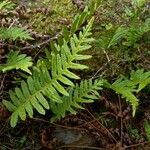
[25,0,78,34]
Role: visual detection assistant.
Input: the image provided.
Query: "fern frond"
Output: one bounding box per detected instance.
[145,121,150,141]
[0,51,33,74]
[130,69,150,92]
[107,27,128,48]
[125,18,150,46]
[0,27,33,40]
[96,27,128,49]
[132,0,146,8]
[2,18,94,127]
[71,6,90,34]
[0,0,15,10]
[110,77,139,117]
[3,66,61,127]
[50,79,103,121]
[106,69,150,117]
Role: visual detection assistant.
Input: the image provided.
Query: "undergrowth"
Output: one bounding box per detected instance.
[0,0,150,149]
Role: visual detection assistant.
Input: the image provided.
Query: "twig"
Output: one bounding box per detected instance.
[8,19,19,29]
[20,34,59,51]
[0,74,6,95]
[91,59,111,79]
[59,145,103,150]
[103,48,110,63]
[32,118,87,131]
[118,95,123,146]
[86,109,118,143]
[125,141,150,149]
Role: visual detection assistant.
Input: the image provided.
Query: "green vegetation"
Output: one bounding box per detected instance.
[0,0,150,149]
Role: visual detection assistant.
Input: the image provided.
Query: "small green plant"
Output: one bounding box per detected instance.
[104,69,150,116]
[0,0,15,10]
[127,125,142,140]
[96,0,149,48]
[2,17,99,127]
[144,121,150,141]
[0,27,33,40]
[0,51,33,74]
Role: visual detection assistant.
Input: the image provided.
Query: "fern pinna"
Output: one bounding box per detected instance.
[3,17,95,127]
[50,79,103,121]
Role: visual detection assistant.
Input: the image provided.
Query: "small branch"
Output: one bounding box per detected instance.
[103,48,110,63]
[118,95,123,146]
[0,74,6,95]
[91,59,112,79]
[21,34,59,50]
[125,141,150,149]
[86,109,118,143]
[32,118,87,131]
[59,145,103,150]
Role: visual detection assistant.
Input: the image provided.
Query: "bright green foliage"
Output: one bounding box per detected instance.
[0,27,33,40]
[60,6,96,44]
[50,79,103,121]
[144,121,150,141]
[107,27,128,48]
[87,0,101,13]
[125,18,150,46]
[96,27,128,49]
[62,1,100,43]
[70,1,100,34]
[0,0,15,10]
[130,69,150,92]
[2,17,94,127]
[132,0,147,8]
[105,69,150,117]
[71,7,90,34]
[0,51,33,74]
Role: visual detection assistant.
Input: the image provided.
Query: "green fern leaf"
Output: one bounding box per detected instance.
[145,121,150,141]
[125,18,150,46]
[130,69,150,92]
[0,0,15,10]
[96,27,128,49]
[0,51,33,74]
[0,27,33,40]
[106,69,150,117]
[71,7,90,33]
[107,27,128,48]
[3,17,94,127]
[50,79,103,122]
